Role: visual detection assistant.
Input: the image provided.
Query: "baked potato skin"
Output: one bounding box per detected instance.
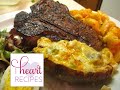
[33,37,115,83]
[44,59,113,83]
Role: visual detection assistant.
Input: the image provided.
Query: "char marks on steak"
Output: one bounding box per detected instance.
[5,0,103,51]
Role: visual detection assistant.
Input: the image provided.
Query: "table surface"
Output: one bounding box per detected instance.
[0,0,84,15]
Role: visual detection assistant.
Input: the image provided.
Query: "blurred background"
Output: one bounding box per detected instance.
[0,0,120,21]
[75,0,120,21]
[101,0,120,21]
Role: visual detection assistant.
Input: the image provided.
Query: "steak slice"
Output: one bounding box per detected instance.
[30,0,103,50]
[5,0,103,51]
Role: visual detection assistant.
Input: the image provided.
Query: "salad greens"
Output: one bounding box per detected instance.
[31,0,35,3]
[0,29,23,65]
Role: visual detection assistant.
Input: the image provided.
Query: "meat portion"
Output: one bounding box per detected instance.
[5,0,103,51]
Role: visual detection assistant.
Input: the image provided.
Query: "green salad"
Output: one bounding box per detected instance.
[0,29,23,65]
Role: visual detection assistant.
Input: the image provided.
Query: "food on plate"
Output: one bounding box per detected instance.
[0,30,10,64]
[0,66,39,90]
[0,30,23,83]
[70,9,120,62]
[5,0,103,52]
[33,37,117,82]
[0,61,8,83]
[101,85,111,90]
[0,0,119,86]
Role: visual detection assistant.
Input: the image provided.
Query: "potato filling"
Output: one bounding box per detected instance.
[33,37,117,73]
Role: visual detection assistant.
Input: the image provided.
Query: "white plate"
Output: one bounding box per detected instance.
[0,0,120,90]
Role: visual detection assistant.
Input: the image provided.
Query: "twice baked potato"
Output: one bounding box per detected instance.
[33,37,117,83]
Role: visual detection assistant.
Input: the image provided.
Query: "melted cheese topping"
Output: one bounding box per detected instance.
[33,37,117,73]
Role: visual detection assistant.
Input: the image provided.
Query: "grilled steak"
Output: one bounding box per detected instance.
[5,0,103,51]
